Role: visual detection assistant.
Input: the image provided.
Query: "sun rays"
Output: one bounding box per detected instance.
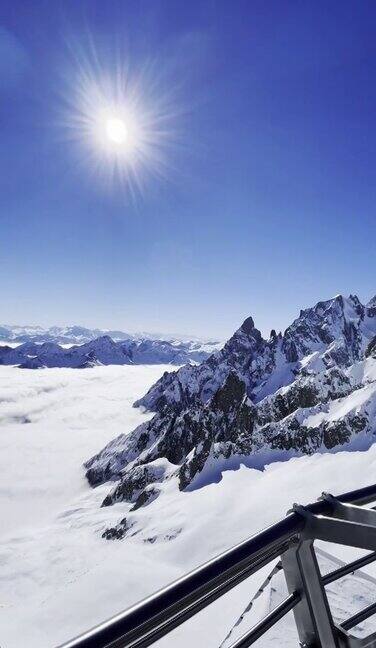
[58,34,182,198]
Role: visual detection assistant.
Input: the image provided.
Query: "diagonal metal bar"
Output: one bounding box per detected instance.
[218,561,283,648]
[323,552,376,586]
[341,601,376,632]
[225,591,301,648]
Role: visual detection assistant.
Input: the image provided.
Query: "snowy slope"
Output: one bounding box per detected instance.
[86,294,376,512]
[2,364,376,647]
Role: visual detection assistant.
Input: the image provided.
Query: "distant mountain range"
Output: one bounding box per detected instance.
[0,323,133,345]
[85,293,376,523]
[0,324,221,368]
[0,323,219,347]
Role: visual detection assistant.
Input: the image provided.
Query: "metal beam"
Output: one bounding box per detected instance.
[283,539,339,648]
[226,591,301,648]
[321,494,376,526]
[303,515,376,551]
[342,602,376,632]
[323,552,376,587]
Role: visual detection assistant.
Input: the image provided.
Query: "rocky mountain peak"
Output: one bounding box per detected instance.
[366,296,376,318]
[88,335,117,348]
[240,316,256,335]
[86,292,376,526]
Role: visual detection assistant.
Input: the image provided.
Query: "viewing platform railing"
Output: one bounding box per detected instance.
[60,482,376,648]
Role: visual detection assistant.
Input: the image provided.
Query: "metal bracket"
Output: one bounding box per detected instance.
[282,537,339,648]
[284,497,376,648]
[320,492,376,527]
[289,503,318,521]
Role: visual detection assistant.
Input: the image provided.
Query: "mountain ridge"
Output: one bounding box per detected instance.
[84,293,376,522]
[0,322,220,348]
[0,334,220,368]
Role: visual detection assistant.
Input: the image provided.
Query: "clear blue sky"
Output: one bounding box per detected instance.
[1,0,376,338]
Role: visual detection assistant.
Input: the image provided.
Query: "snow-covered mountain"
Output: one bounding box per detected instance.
[0,334,220,368]
[0,323,130,344]
[85,293,376,518]
[0,323,220,360]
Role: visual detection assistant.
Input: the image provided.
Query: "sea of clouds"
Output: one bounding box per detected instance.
[1,364,376,647]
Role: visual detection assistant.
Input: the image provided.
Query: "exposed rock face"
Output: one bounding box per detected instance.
[101,463,167,507]
[366,335,376,358]
[85,294,376,514]
[102,517,134,540]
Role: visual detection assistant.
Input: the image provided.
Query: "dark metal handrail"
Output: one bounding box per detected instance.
[60,482,376,648]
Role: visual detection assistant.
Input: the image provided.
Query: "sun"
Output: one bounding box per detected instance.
[59,35,181,197]
[105,117,128,145]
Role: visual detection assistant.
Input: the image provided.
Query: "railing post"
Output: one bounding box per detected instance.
[282,538,339,648]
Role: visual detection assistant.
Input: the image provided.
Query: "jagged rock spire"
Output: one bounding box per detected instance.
[87,292,376,524]
[240,316,255,334]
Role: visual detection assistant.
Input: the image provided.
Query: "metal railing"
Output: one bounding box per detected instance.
[60,482,376,648]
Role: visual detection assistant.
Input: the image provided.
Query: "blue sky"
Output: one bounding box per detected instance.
[1,0,376,339]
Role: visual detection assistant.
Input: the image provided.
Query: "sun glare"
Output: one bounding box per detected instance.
[105,117,128,145]
[59,36,181,197]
